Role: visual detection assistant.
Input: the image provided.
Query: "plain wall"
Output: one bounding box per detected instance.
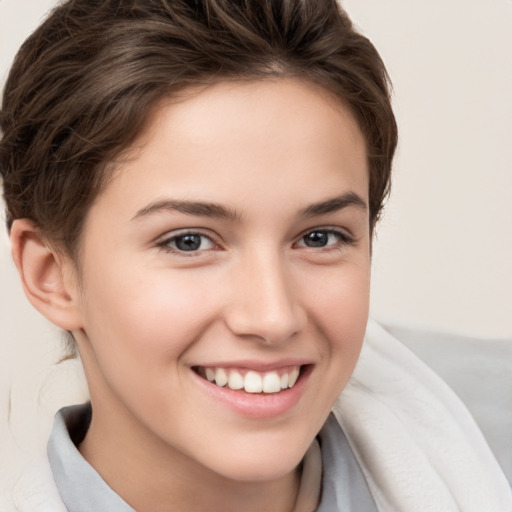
[0,0,510,504]
[346,0,512,338]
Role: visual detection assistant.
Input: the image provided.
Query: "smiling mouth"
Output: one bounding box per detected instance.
[193,365,307,394]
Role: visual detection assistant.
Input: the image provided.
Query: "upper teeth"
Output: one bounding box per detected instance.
[204,366,300,393]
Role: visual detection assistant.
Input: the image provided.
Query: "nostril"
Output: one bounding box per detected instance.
[224,309,303,346]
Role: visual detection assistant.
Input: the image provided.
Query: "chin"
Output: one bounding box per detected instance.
[218,459,300,484]
[203,437,310,483]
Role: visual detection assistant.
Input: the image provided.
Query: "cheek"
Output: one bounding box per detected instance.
[79,265,219,377]
[305,260,370,401]
[77,267,223,419]
[308,261,370,346]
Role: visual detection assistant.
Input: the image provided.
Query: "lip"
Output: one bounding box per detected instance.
[194,358,313,372]
[191,363,313,419]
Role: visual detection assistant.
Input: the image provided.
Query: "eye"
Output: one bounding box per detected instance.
[295,229,352,249]
[159,232,216,253]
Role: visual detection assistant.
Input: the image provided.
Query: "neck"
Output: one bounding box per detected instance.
[79,401,302,512]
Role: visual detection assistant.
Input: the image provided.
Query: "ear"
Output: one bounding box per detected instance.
[10,219,83,331]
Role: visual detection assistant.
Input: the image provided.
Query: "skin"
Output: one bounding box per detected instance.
[11,78,371,512]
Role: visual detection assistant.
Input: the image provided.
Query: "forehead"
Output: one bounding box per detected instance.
[95,78,368,220]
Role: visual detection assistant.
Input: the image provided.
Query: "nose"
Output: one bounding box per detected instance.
[223,251,305,345]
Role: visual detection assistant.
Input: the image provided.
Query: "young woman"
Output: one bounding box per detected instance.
[1,1,510,511]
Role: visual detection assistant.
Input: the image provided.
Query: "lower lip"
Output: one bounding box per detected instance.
[192,366,312,419]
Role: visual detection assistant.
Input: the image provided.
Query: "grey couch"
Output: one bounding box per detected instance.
[383,323,512,486]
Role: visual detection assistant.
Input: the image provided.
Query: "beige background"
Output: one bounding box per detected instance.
[347,0,512,338]
[0,1,511,499]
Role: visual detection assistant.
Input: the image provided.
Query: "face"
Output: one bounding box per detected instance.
[71,78,370,484]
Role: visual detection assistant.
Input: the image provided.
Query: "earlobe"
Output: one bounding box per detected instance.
[10,219,83,331]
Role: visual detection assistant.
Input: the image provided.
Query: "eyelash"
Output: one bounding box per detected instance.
[295,228,355,251]
[157,230,218,256]
[156,227,355,256]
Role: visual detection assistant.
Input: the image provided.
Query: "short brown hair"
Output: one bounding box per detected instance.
[1,0,397,258]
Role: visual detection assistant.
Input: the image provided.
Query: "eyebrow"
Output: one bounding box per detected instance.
[131,199,240,222]
[131,191,367,223]
[298,192,367,218]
